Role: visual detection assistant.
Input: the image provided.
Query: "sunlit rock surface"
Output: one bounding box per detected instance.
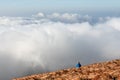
[13,59,120,80]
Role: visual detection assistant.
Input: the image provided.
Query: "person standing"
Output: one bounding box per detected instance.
[76,62,81,68]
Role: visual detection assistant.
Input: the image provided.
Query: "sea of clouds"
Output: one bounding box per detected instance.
[0,13,120,80]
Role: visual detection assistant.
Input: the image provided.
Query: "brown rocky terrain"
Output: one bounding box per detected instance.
[13,59,120,80]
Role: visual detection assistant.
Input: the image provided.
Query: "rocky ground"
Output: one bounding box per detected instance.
[13,59,120,80]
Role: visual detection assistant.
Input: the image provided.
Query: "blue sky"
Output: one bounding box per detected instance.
[0,0,120,16]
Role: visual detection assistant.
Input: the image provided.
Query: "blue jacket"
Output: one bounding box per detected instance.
[76,62,81,68]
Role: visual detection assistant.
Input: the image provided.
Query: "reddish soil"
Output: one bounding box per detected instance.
[13,59,120,80]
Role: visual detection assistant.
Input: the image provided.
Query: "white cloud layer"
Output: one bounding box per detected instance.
[33,13,92,23]
[0,13,120,80]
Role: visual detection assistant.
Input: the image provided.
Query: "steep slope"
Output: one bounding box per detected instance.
[13,59,120,80]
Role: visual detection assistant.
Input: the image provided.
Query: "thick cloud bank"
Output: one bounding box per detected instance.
[0,13,120,80]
